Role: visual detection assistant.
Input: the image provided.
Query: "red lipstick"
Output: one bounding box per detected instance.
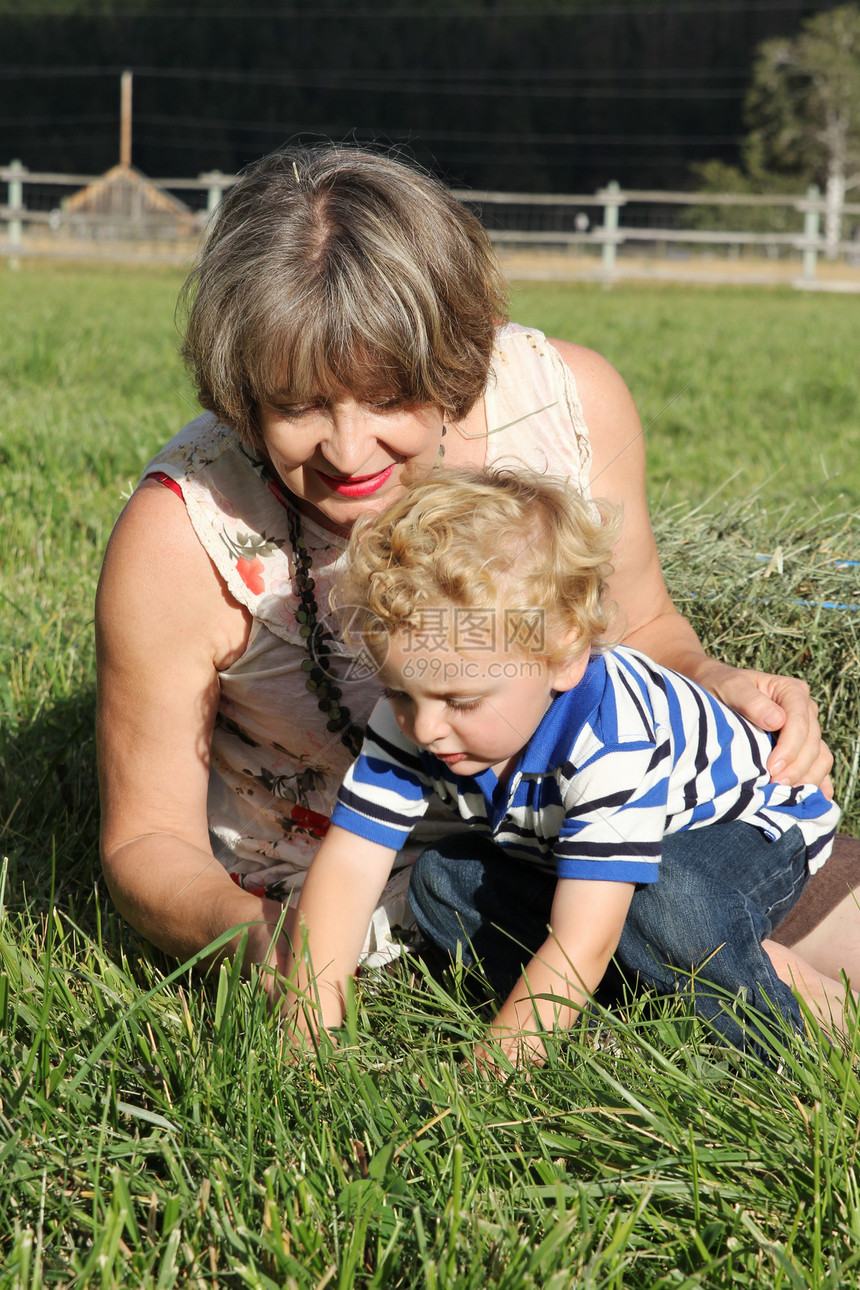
[317,465,395,497]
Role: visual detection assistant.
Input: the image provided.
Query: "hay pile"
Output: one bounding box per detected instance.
[654,498,859,833]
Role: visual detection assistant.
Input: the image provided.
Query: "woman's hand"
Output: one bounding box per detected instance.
[243,897,296,1004]
[695,660,833,795]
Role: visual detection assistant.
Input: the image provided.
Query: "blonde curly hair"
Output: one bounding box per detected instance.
[334,466,620,667]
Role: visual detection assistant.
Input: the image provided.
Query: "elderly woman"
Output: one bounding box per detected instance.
[96,144,857,1006]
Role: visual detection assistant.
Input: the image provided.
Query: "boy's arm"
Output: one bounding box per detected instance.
[484,877,636,1067]
[283,825,397,1041]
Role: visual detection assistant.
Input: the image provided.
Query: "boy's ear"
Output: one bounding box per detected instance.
[550,647,591,694]
[551,634,593,696]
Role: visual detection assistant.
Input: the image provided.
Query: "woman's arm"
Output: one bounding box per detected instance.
[485,878,635,1066]
[551,340,832,793]
[96,480,291,984]
[283,826,396,1039]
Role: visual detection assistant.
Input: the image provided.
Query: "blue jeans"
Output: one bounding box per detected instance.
[408,822,810,1055]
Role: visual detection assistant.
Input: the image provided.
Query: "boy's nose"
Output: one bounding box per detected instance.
[411,703,449,747]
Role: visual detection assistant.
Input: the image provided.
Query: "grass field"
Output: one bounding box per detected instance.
[1,262,859,1286]
[510,279,860,513]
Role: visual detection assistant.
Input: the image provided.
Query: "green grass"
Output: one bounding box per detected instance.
[1,262,859,1286]
[511,280,860,512]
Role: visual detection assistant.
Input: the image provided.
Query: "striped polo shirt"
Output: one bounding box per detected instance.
[332,647,838,883]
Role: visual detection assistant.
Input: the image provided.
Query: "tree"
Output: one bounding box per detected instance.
[743,5,860,257]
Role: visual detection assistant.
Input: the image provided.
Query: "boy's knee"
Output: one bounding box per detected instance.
[409,849,456,909]
[408,848,477,951]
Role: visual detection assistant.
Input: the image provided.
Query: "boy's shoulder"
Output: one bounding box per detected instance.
[598,645,772,755]
[548,643,733,760]
[530,650,663,771]
[602,645,708,705]
[581,645,674,710]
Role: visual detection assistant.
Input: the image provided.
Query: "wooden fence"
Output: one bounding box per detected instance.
[3,161,860,291]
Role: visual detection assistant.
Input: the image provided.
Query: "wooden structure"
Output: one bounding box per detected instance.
[62,70,197,240]
[64,161,196,236]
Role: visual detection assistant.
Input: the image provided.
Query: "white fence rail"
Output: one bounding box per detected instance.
[3,162,860,291]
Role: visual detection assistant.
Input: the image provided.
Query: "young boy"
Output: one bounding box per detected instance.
[284,467,843,1064]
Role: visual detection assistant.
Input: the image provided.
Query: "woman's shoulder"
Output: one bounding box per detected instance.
[142,411,241,483]
[98,473,252,671]
[495,323,629,393]
[544,338,631,396]
[135,412,347,648]
[485,324,592,483]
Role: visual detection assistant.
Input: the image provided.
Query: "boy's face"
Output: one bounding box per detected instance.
[378,625,587,782]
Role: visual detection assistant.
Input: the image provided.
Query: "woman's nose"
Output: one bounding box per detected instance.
[319,404,376,474]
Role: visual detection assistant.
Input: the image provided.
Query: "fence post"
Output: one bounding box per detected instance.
[7,158,26,267]
[200,170,226,214]
[802,184,820,281]
[600,180,622,281]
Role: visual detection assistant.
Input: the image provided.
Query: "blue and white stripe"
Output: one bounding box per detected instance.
[331,646,839,882]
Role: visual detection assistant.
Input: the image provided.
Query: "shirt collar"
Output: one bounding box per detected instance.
[518,653,608,775]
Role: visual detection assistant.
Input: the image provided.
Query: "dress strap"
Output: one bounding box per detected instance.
[145,470,185,500]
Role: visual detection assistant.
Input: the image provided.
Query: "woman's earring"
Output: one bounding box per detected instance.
[437,424,447,460]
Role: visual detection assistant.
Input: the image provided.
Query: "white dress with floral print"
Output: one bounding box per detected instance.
[142,323,592,964]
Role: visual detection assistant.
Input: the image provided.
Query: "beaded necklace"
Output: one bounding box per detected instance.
[263,470,365,758]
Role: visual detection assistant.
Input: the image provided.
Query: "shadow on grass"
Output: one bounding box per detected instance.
[0,686,101,913]
[0,687,244,996]
[1,684,235,1009]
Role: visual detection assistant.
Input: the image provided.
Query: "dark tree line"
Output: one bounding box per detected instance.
[1,0,849,192]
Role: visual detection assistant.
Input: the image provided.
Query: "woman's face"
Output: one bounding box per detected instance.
[258,394,446,532]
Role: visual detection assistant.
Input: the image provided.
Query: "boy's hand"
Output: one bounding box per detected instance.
[484,877,636,1067]
[280,827,397,1036]
[473,1035,539,1082]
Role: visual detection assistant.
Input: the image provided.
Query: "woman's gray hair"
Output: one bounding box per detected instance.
[179,143,509,448]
